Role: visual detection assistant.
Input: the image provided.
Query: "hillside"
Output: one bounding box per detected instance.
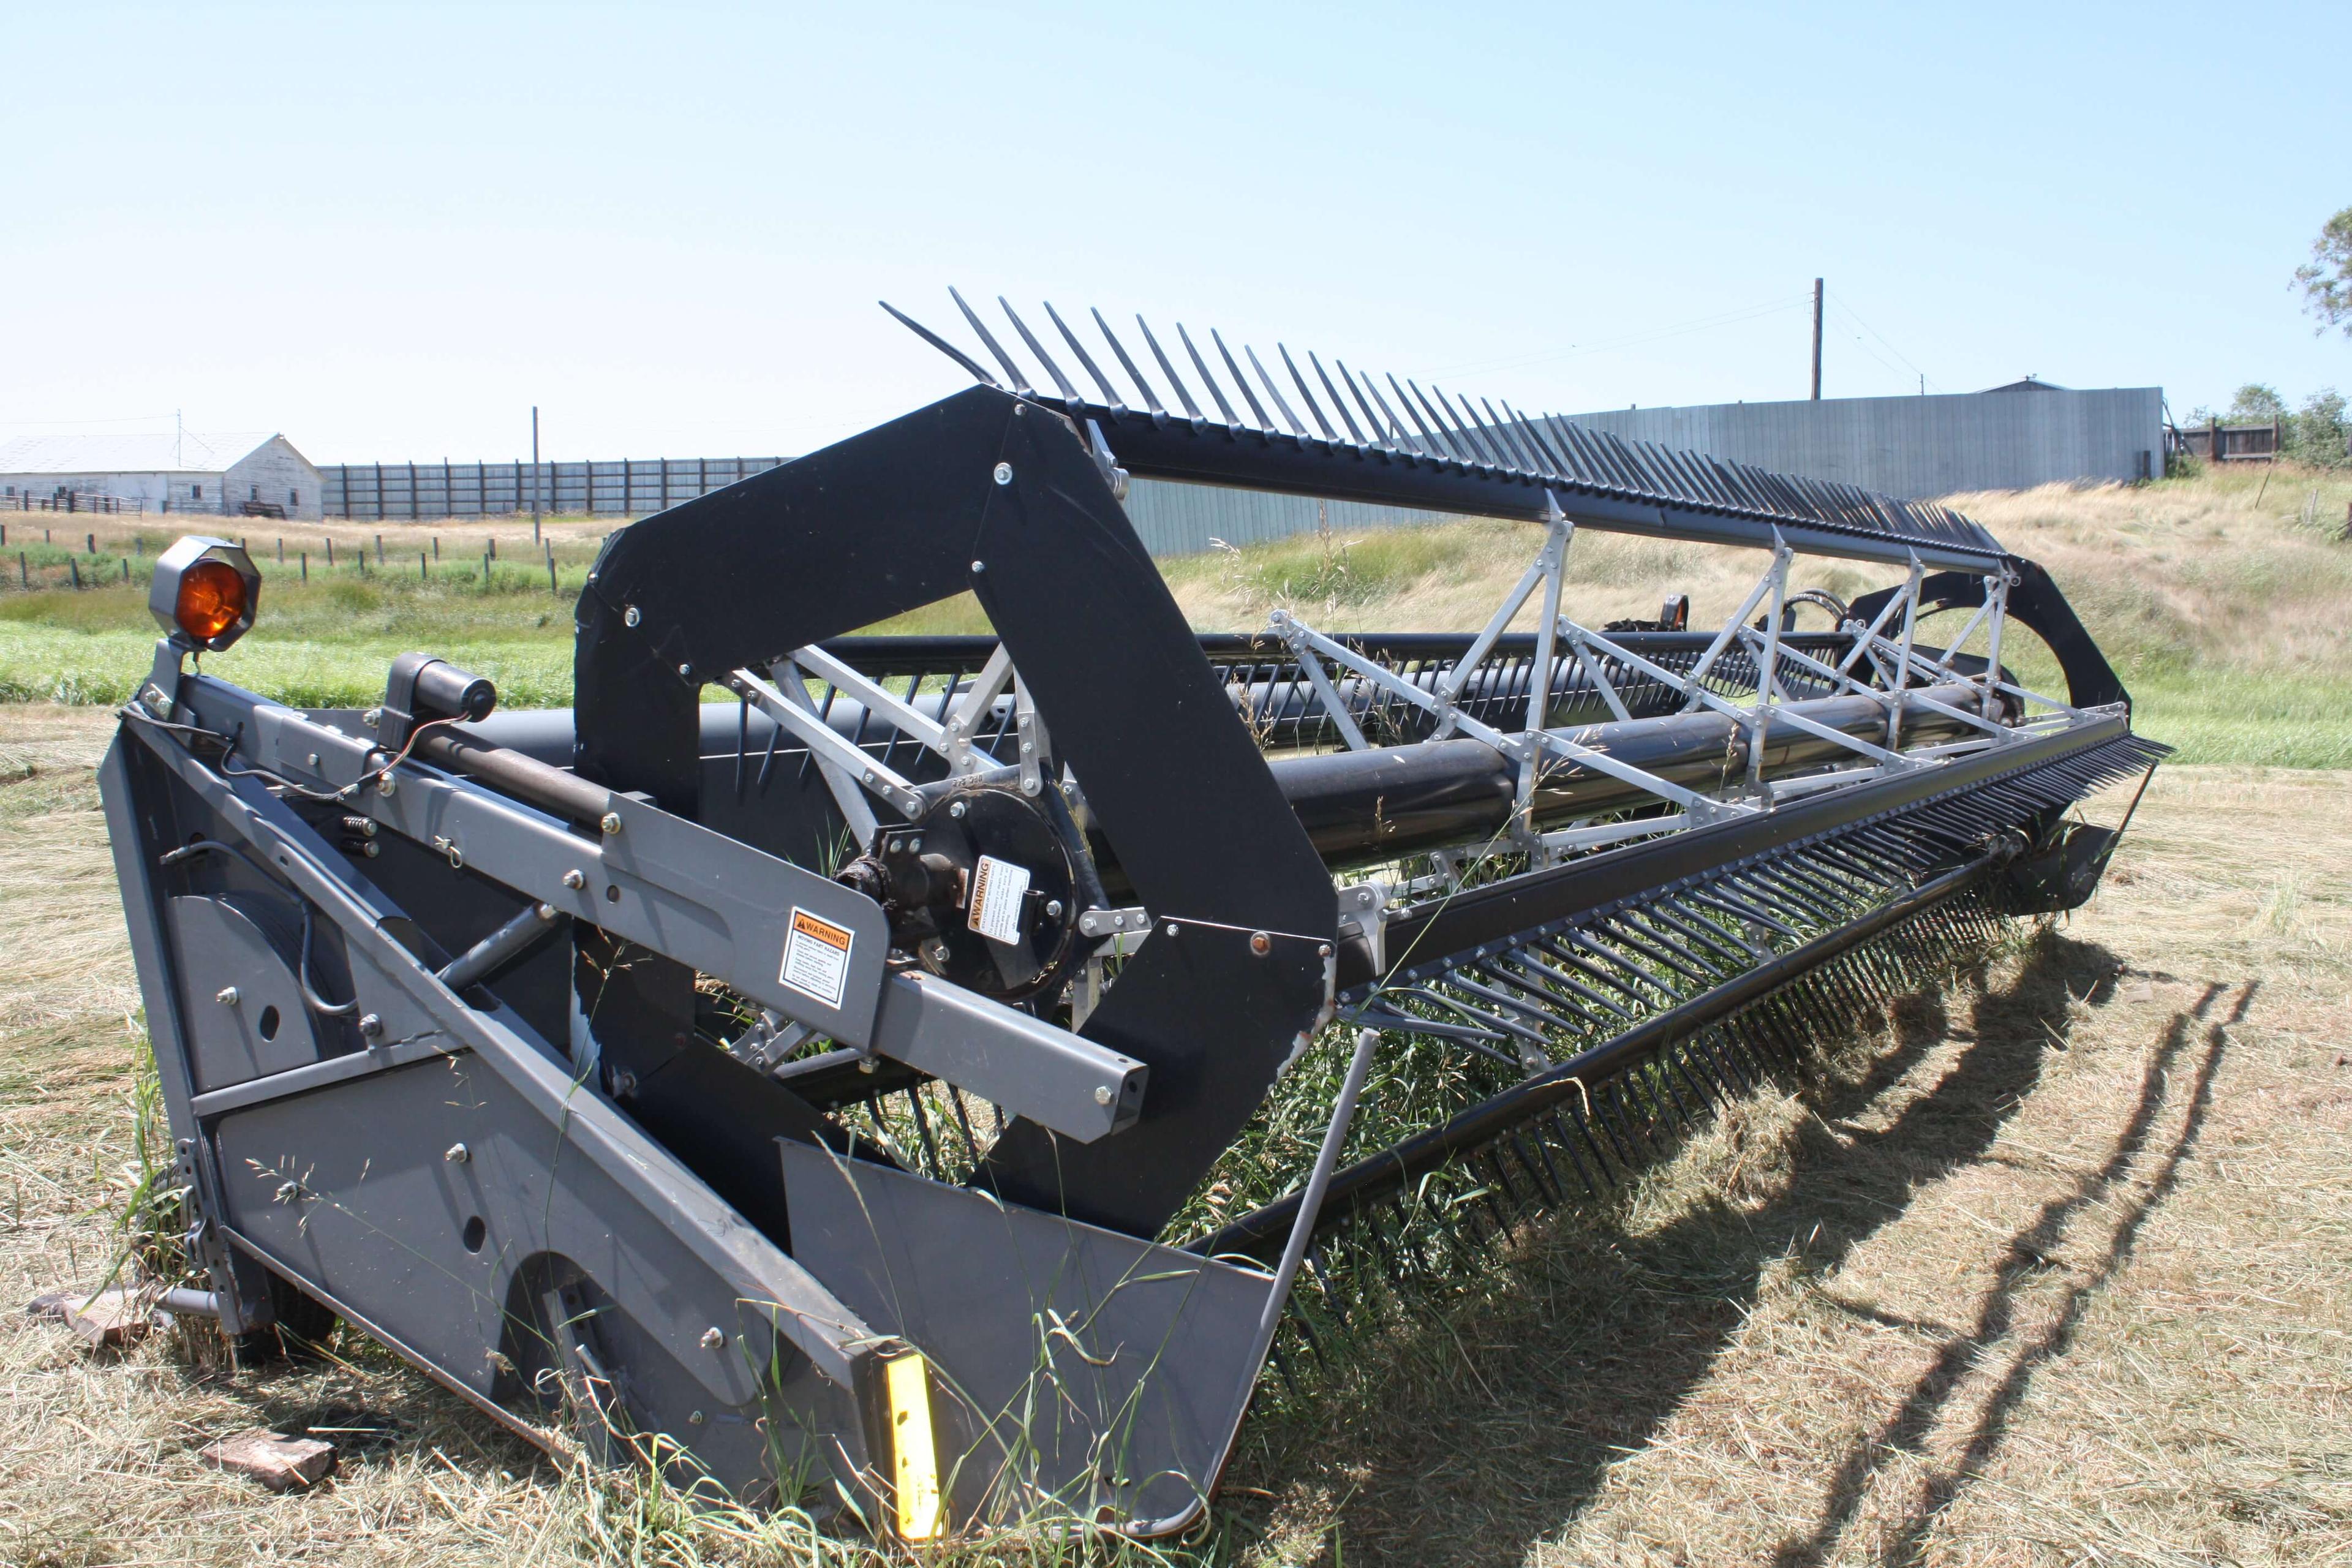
[2,464,2348,766]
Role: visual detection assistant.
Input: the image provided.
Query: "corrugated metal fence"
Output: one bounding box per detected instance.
[318,457,788,521]
[1563,386,2165,499]
[316,459,1458,558]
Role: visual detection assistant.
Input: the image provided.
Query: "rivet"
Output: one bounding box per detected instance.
[970,559,986,573]
[600,812,622,836]
[305,752,320,769]
[688,1409,706,1425]
[677,663,693,680]
[700,1326,725,1351]
[624,605,641,628]
[562,868,585,889]
[1093,1085,1113,1106]
[992,462,1013,486]
[1164,922,1179,938]
[1318,943,1333,957]
[215,986,239,1006]
[1250,931,1272,956]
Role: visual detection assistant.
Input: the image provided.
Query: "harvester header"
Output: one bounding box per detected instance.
[101,293,2160,1539]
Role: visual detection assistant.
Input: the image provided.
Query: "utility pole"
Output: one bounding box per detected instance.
[530,406,541,541]
[1809,279,1824,401]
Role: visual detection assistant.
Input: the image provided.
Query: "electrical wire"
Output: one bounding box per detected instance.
[156,839,360,1017]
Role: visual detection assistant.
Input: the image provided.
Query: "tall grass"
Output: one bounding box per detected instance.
[4,466,2348,764]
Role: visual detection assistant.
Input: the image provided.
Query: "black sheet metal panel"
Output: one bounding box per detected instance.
[980,919,1333,1237]
[572,385,1336,1240]
[1849,561,2131,712]
[782,1139,1274,1536]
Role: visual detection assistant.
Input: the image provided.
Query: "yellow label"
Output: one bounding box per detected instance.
[886,1351,941,1540]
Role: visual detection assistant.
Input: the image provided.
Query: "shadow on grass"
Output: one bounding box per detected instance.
[1217,929,2198,1568]
[1776,977,2247,1568]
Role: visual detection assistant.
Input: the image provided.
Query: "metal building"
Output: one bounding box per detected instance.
[0,431,323,519]
[1562,383,2164,499]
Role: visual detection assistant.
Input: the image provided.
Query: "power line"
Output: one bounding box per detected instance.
[1828,295,1938,393]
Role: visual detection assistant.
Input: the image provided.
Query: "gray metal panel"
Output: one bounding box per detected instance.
[1566,388,2165,499]
[781,1140,1273,1532]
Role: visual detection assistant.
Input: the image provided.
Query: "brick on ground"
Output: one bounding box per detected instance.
[201,1429,339,1492]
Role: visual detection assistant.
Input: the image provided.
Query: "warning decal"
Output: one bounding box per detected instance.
[967,856,1031,946]
[780,907,854,1009]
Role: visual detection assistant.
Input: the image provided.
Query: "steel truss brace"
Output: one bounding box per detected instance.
[734,639,1061,850]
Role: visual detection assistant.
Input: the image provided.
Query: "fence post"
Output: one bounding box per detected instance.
[70,559,81,590]
[547,541,557,594]
[421,551,428,581]
[326,537,334,566]
[18,552,25,588]
[301,552,307,582]
[376,533,384,562]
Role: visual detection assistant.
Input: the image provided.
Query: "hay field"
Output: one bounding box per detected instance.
[2,706,2345,1566]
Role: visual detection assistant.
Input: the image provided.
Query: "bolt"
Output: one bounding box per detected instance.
[216,986,239,1006]
[700,1326,725,1350]
[1318,943,1333,957]
[359,1013,383,1039]
[1093,1085,1113,1106]
[1250,931,1272,956]
[305,752,320,769]
[600,812,622,836]
[677,663,693,680]
[948,800,967,820]
[1164,922,1179,938]
[363,707,383,727]
[1044,899,1063,919]
[444,1142,469,1163]
[624,605,641,627]
[375,772,397,797]
[992,462,1013,486]
[970,559,986,573]
[688,1409,706,1426]
[562,868,585,889]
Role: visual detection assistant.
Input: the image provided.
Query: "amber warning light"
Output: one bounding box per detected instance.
[148,537,262,653]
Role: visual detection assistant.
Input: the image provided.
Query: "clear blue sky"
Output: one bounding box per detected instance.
[4,1,2343,462]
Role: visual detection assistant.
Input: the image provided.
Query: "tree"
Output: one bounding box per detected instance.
[2227,383,2287,423]
[2288,388,2348,469]
[2294,207,2352,337]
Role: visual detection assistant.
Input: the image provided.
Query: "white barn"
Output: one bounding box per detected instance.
[0,431,324,521]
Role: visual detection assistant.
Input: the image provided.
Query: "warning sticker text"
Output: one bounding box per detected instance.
[780,907,854,1009]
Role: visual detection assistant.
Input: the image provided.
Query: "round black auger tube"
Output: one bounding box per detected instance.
[1188,841,2015,1262]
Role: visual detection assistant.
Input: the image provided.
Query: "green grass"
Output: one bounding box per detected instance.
[5,471,2350,768]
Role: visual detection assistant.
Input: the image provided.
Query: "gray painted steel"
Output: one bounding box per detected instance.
[1562,387,2165,500]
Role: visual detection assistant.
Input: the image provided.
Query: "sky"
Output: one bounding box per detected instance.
[4,1,2345,464]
